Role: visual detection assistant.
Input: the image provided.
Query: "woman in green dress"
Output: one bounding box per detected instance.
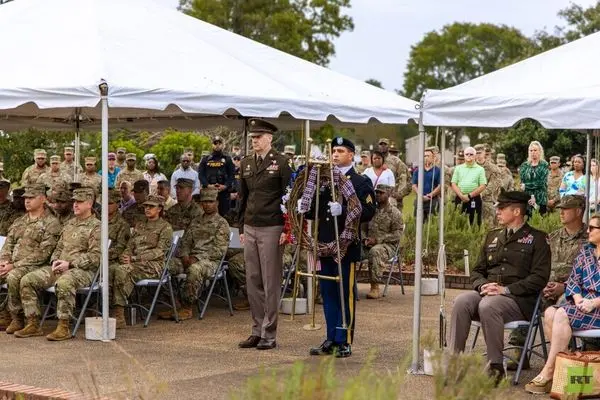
[519,141,549,215]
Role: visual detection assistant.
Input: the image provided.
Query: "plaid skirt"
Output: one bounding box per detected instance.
[563,304,600,330]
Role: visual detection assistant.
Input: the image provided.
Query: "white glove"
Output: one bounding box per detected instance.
[280,203,288,214]
[297,199,309,214]
[328,201,342,217]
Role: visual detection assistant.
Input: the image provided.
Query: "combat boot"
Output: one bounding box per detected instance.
[366,283,380,299]
[5,313,24,334]
[14,316,44,338]
[46,319,71,341]
[114,306,126,329]
[0,309,11,329]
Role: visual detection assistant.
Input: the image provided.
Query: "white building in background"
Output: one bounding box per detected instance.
[404,134,470,167]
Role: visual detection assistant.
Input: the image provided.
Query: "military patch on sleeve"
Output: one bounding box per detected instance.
[366,194,373,204]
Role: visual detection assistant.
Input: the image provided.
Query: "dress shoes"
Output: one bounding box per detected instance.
[335,343,352,358]
[256,338,277,350]
[238,335,261,348]
[309,340,335,356]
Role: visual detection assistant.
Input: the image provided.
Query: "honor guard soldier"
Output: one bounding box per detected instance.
[237,118,292,350]
[300,137,376,358]
[198,136,235,217]
[448,190,550,385]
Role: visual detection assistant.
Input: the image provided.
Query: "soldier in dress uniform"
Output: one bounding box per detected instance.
[80,157,101,194]
[37,155,71,192]
[448,190,550,386]
[546,156,563,211]
[362,184,403,299]
[0,184,61,332]
[21,149,49,187]
[115,147,127,170]
[237,118,292,351]
[115,153,144,191]
[198,136,235,217]
[302,137,376,358]
[59,147,83,181]
[16,187,101,341]
[475,144,502,226]
[378,138,411,208]
[165,178,203,232]
[122,180,149,228]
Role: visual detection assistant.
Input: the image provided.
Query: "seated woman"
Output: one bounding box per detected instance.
[525,214,600,394]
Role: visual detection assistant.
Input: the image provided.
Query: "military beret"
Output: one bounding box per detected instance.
[50,155,61,163]
[0,180,10,189]
[132,180,149,193]
[175,178,194,188]
[12,187,25,197]
[360,150,370,157]
[550,156,561,163]
[69,182,82,191]
[212,136,223,143]
[108,189,122,204]
[52,190,71,202]
[200,187,219,202]
[284,145,295,155]
[375,184,393,192]
[248,118,278,136]
[0,162,4,171]
[473,144,486,152]
[331,137,355,153]
[63,147,74,154]
[72,187,96,202]
[84,157,96,164]
[378,138,390,145]
[143,194,165,207]
[116,147,127,154]
[556,194,586,209]
[34,149,47,157]
[126,153,137,161]
[23,183,47,198]
[494,189,530,207]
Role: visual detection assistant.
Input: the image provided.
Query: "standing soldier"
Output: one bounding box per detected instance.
[198,136,235,217]
[237,118,292,351]
[389,142,400,157]
[547,156,563,211]
[21,149,49,187]
[495,153,514,191]
[362,184,403,299]
[356,150,371,174]
[59,147,83,182]
[378,138,412,208]
[115,147,127,170]
[15,187,101,341]
[475,144,502,226]
[115,153,144,191]
[80,157,102,194]
[165,178,202,232]
[302,137,376,358]
[0,184,61,332]
[37,155,71,192]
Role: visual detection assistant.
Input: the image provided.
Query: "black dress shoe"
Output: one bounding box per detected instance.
[335,343,352,358]
[256,338,276,350]
[309,340,335,356]
[488,363,506,387]
[238,335,261,348]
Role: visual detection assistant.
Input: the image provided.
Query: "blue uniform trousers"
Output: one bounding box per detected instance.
[319,256,357,344]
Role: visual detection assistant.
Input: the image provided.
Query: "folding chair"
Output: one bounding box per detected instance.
[469,293,548,385]
[131,231,183,327]
[279,246,299,308]
[572,329,600,350]
[382,241,405,297]
[196,231,234,320]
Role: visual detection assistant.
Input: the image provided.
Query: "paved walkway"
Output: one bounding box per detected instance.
[0,285,544,399]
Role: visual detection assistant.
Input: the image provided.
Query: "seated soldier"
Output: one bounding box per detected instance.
[161,188,229,320]
[122,180,149,228]
[108,189,130,264]
[15,187,101,341]
[49,189,74,226]
[362,184,404,299]
[165,178,203,232]
[0,184,61,333]
[111,195,173,329]
[448,190,550,386]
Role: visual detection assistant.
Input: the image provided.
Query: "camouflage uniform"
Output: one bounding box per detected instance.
[175,211,229,305]
[108,212,131,263]
[164,200,203,232]
[20,210,100,320]
[0,200,19,237]
[37,169,71,192]
[21,165,49,187]
[111,216,173,307]
[384,153,412,206]
[547,170,563,210]
[225,248,245,288]
[499,166,514,191]
[59,161,83,181]
[477,154,502,227]
[122,203,146,228]
[115,168,144,191]
[0,209,61,317]
[80,173,102,194]
[364,202,403,284]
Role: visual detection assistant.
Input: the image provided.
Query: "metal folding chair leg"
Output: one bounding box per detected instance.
[222,271,233,316]
[40,296,55,328]
[382,260,404,297]
[199,272,220,320]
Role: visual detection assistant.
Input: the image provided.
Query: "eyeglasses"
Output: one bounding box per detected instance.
[588,225,600,231]
[464,153,474,156]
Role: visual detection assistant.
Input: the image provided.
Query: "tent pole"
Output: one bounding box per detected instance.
[99,82,111,342]
[410,101,426,374]
[439,130,445,289]
[75,109,81,182]
[585,131,592,224]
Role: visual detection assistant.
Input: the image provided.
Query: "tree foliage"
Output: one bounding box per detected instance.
[365,78,383,88]
[149,130,212,176]
[179,0,354,66]
[557,1,600,41]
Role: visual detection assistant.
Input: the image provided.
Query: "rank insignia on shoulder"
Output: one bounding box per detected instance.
[366,194,373,204]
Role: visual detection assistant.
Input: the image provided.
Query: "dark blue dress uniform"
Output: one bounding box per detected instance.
[198,149,235,217]
[307,137,376,357]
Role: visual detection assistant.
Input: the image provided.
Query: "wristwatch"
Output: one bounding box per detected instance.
[504,286,511,295]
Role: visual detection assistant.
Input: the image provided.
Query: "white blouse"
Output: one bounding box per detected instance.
[363,167,396,188]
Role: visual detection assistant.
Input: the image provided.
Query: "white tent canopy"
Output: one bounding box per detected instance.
[422,31,600,129]
[0,0,417,127]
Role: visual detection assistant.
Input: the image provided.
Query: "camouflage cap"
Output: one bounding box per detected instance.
[126,153,137,161]
[0,180,10,189]
[496,153,506,160]
[549,156,561,163]
[200,187,219,202]
[473,144,486,152]
[12,187,25,197]
[248,118,278,136]
[143,194,165,207]
[69,182,83,191]
[108,189,121,204]
[50,155,61,163]
[175,178,194,188]
[34,149,47,157]
[23,183,47,198]
[212,136,223,143]
[378,138,390,145]
[375,183,393,192]
[283,145,295,155]
[84,157,96,164]
[52,190,71,202]
[556,194,586,209]
[116,147,127,154]
[132,180,149,193]
[72,187,95,202]
[360,150,370,157]
[63,147,74,154]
